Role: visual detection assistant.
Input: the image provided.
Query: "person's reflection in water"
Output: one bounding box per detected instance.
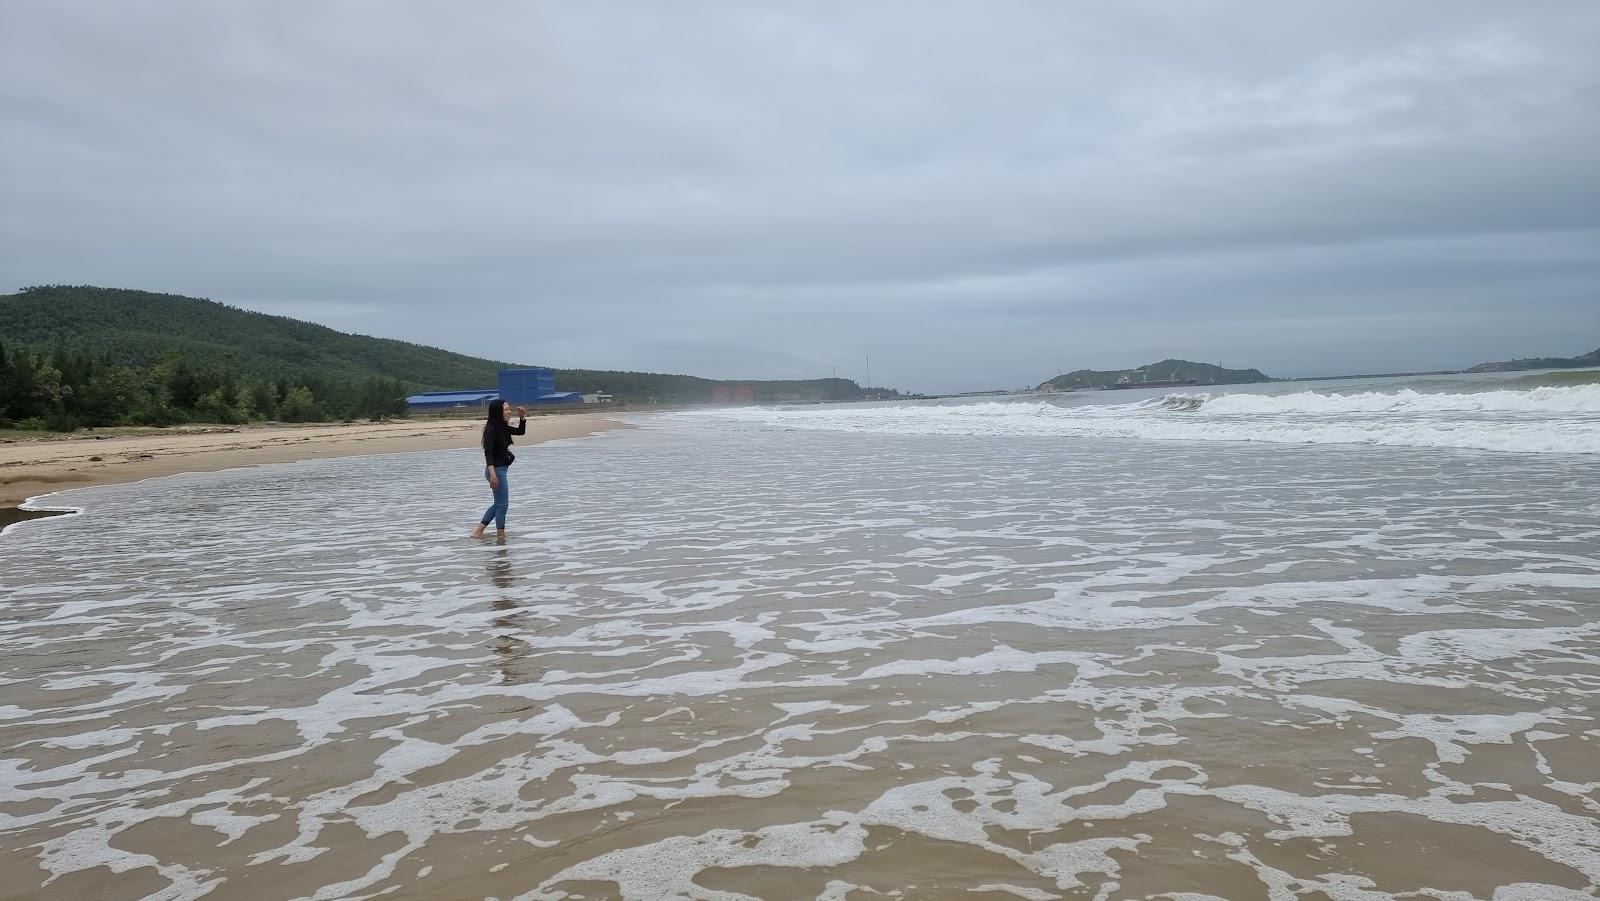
[488,546,514,590]
[487,547,535,683]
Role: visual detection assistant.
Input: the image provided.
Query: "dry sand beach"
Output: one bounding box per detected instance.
[0,415,624,511]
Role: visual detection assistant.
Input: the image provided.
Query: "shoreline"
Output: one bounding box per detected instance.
[0,415,627,511]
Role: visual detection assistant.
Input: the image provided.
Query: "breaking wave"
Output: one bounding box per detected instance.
[1166,384,1600,415]
[684,385,1600,454]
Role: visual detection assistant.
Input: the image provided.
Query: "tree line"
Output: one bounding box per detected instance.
[0,340,409,431]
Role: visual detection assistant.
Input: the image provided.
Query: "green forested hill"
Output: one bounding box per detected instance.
[0,286,514,389]
[0,286,870,416]
[552,369,867,404]
[1039,358,1272,390]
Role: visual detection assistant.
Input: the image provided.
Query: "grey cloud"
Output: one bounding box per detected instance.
[3,1,1597,392]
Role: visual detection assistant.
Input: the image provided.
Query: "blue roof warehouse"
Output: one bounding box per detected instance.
[406,368,582,413]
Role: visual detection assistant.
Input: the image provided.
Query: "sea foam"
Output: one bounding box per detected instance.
[3,414,1596,899]
[681,384,1600,454]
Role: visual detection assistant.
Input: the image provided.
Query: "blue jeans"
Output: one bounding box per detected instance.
[481,466,510,529]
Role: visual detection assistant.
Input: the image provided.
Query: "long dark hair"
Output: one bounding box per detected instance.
[482,399,508,453]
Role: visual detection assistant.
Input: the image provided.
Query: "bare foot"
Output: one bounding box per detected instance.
[471,524,486,539]
[495,530,508,544]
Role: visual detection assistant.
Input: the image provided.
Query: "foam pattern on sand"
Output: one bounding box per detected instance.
[1,423,1597,899]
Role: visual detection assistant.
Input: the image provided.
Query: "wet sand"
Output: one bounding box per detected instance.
[0,506,67,530]
[1,415,1595,899]
[0,415,624,509]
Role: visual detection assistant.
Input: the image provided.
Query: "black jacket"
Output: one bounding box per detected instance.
[483,418,526,467]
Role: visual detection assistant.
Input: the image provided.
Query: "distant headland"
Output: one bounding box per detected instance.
[1467,346,1600,373]
[1038,359,1272,392]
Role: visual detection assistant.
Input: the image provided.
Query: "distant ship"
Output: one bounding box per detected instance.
[1107,374,1203,389]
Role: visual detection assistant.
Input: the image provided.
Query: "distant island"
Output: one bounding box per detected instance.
[1038,358,1272,391]
[0,285,892,431]
[1467,345,1600,373]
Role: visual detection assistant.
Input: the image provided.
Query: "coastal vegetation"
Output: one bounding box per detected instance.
[1038,359,1272,391]
[0,336,411,430]
[0,286,878,430]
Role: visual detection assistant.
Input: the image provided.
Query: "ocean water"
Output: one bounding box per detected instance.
[1,373,1598,900]
[694,371,1600,455]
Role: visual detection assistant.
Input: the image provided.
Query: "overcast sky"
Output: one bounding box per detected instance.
[3,2,1597,392]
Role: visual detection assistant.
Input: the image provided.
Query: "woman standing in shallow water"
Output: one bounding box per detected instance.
[472,399,527,540]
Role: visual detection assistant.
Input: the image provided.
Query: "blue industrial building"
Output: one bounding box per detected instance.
[496,368,582,406]
[405,368,580,414]
[405,389,498,412]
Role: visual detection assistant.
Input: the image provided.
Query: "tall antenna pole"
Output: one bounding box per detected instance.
[866,354,871,390]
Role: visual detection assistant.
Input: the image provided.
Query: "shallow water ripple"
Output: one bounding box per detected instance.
[1,424,1598,900]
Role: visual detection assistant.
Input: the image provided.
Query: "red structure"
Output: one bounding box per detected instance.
[711,384,755,404]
